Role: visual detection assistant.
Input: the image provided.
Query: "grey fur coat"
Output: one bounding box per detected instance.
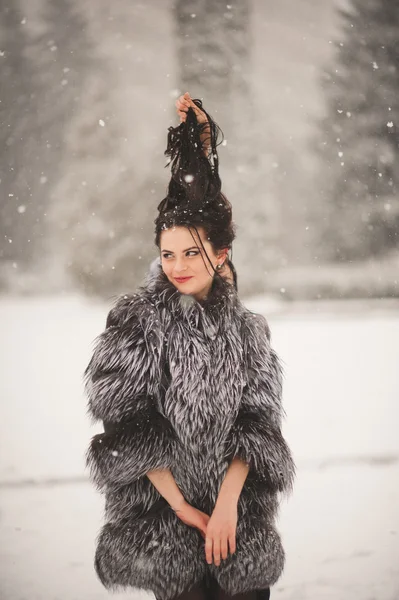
[84,260,295,599]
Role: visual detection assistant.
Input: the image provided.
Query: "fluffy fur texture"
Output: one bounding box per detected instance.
[84,261,295,599]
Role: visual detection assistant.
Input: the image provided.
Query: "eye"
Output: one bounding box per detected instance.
[162,253,172,259]
[187,250,200,257]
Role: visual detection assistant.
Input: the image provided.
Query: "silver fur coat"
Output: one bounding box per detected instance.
[84,260,295,599]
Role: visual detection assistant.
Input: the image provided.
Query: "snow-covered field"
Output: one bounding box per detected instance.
[0,295,398,600]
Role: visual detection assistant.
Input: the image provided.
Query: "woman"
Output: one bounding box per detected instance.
[84,93,295,600]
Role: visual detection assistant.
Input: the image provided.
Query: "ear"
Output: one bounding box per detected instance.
[217,248,229,263]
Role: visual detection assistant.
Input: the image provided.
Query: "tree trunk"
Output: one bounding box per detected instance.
[174,0,281,294]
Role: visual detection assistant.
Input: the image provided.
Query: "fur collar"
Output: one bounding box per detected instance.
[141,257,244,338]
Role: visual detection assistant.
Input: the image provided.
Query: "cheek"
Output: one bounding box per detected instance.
[194,257,213,279]
[161,260,172,276]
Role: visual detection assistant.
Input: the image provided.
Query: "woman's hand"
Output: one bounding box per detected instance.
[205,500,238,566]
[175,92,211,155]
[172,499,210,539]
[175,91,207,124]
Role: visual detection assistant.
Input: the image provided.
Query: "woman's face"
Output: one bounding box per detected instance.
[160,226,227,300]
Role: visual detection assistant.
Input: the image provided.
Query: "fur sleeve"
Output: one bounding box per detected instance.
[228,312,295,494]
[84,294,175,490]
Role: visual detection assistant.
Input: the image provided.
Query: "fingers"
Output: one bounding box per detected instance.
[205,532,234,566]
[175,92,207,124]
[228,530,236,555]
[175,93,190,122]
[175,98,189,110]
[213,537,221,567]
[175,96,189,122]
[220,535,229,561]
[185,94,208,124]
[182,92,199,114]
[205,536,213,565]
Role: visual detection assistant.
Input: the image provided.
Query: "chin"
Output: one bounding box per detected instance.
[175,283,197,295]
[171,280,200,296]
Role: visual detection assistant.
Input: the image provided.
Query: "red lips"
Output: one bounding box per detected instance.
[175,276,193,283]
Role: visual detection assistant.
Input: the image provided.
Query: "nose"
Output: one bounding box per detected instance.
[174,256,188,273]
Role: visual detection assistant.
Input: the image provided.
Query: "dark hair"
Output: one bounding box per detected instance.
[154,99,236,276]
[227,257,238,290]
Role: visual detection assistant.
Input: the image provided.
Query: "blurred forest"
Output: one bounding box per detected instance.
[0,0,398,299]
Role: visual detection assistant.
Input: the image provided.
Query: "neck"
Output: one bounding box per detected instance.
[192,278,214,303]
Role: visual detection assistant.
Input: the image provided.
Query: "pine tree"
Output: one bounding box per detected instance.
[49,72,157,296]
[31,0,92,265]
[317,0,399,261]
[0,2,37,266]
[47,2,165,297]
[0,0,92,288]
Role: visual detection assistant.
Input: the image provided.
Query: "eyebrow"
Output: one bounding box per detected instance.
[161,246,200,253]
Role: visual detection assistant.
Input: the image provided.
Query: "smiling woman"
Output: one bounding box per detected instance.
[160,227,228,301]
[84,93,294,600]
[154,94,237,305]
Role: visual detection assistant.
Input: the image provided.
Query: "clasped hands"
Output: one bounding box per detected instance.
[172,498,237,566]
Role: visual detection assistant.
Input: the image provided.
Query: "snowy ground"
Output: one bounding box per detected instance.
[0,294,398,600]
